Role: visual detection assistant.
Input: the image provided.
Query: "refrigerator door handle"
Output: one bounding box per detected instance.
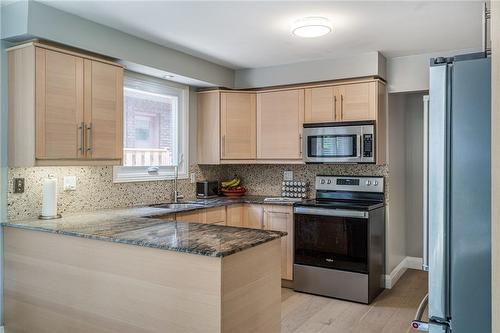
[428,62,450,321]
[422,95,430,272]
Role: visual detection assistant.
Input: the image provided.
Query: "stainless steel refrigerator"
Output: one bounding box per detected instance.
[413,53,491,332]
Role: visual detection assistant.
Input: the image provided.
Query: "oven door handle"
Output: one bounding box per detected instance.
[294,207,369,219]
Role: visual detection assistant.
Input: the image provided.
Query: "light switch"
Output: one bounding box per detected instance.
[63,176,77,191]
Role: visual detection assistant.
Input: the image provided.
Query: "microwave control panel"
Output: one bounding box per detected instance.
[363,134,373,157]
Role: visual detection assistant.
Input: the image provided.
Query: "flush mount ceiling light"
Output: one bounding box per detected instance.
[291,17,332,38]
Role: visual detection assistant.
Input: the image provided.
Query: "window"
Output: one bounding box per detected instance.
[113,71,189,183]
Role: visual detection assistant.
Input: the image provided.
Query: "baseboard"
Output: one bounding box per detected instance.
[384,256,423,289]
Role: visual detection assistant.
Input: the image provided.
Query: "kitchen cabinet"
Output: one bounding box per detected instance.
[202,206,226,225]
[257,89,304,160]
[304,86,340,122]
[8,42,123,167]
[220,92,256,160]
[263,205,294,281]
[175,210,201,223]
[197,91,221,165]
[337,82,377,121]
[305,81,380,123]
[226,204,263,229]
[176,207,226,225]
[83,60,123,160]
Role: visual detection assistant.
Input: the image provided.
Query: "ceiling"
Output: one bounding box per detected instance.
[38,1,483,70]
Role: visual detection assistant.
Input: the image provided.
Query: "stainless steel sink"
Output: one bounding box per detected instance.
[150,203,206,210]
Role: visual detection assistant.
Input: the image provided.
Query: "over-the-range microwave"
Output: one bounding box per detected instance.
[303,121,375,164]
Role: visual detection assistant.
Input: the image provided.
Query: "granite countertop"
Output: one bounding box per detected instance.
[3,196,293,257]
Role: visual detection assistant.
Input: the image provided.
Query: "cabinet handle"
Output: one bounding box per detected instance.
[333,95,337,120]
[340,94,344,119]
[78,122,85,155]
[86,123,93,154]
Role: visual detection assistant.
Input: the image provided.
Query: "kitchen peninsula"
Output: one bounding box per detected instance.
[3,204,285,333]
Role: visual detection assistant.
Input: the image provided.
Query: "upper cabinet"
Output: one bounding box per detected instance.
[84,60,123,160]
[220,92,256,160]
[8,42,124,167]
[196,78,386,165]
[305,81,379,123]
[337,82,377,121]
[257,89,304,160]
[197,91,221,165]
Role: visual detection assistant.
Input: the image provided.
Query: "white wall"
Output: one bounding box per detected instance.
[386,48,481,93]
[234,51,386,89]
[387,94,407,273]
[1,1,234,88]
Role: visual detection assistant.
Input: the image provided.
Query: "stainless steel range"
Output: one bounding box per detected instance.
[293,175,385,304]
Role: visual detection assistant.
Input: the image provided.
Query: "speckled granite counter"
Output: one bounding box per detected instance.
[3,196,291,257]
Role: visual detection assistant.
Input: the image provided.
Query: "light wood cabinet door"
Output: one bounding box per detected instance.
[226,204,244,227]
[202,206,226,225]
[197,91,220,164]
[243,204,263,229]
[263,205,293,280]
[84,60,123,160]
[337,82,377,121]
[175,210,202,223]
[304,86,336,122]
[220,92,256,159]
[257,90,304,159]
[35,48,84,159]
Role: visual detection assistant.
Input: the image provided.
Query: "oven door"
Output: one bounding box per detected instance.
[303,124,374,163]
[294,206,369,274]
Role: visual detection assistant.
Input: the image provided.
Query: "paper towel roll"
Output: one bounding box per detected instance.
[41,175,58,217]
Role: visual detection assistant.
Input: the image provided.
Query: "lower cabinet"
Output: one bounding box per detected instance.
[226,204,263,229]
[162,204,294,281]
[263,205,294,281]
[175,206,226,225]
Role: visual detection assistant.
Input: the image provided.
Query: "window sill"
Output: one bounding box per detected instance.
[112,166,188,183]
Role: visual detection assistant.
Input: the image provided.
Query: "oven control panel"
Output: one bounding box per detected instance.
[315,176,384,193]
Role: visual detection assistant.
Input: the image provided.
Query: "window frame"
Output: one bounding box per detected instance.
[113,71,190,183]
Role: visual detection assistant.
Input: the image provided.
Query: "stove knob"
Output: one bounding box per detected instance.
[320,179,326,184]
[366,180,372,186]
[374,181,379,186]
[327,179,332,184]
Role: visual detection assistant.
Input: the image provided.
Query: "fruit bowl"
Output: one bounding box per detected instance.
[221,187,247,197]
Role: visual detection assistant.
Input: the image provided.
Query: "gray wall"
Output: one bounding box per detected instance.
[404,93,425,258]
[234,51,386,89]
[387,91,426,271]
[1,1,234,88]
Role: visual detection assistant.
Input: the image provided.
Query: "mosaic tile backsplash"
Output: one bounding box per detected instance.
[7,163,387,220]
[7,165,222,220]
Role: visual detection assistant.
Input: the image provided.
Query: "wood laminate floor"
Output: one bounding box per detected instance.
[281,269,428,333]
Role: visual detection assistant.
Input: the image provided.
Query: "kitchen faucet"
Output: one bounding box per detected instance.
[172,165,184,203]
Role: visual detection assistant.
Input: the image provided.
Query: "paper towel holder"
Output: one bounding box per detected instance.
[38,214,62,220]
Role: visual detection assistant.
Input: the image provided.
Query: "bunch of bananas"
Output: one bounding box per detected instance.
[221,175,241,189]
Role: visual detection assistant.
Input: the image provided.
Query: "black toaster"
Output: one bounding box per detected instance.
[196,181,219,198]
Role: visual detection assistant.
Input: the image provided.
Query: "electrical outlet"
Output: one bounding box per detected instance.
[64,176,77,191]
[13,178,25,193]
[190,173,196,183]
[283,171,293,181]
